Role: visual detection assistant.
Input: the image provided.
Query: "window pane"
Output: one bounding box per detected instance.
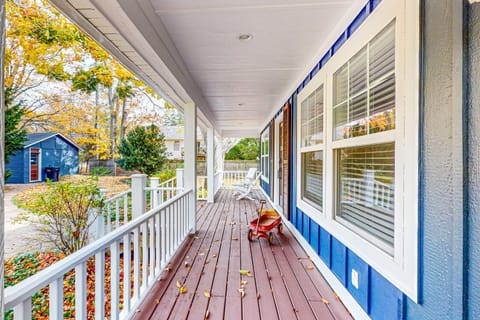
[349,46,367,96]
[333,64,348,105]
[333,102,348,140]
[301,85,324,147]
[336,143,395,250]
[369,74,396,133]
[348,92,368,137]
[302,151,323,210]
[370,22,395,84]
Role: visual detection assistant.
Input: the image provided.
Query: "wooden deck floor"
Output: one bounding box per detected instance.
[134,189,352,320]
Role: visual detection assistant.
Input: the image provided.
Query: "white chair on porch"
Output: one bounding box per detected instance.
[233,168,261,201]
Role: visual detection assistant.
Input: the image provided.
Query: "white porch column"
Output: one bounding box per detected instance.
[131,174,147,219]
[0,0,6,314]
[206,127,215,203]
[183,102,197,233]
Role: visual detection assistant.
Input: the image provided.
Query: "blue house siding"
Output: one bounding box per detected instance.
[5,133,79,184]
[5,151,24,184]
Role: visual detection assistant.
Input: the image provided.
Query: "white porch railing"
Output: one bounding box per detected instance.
[5,189,194,320]
[146,177,182,209]
[341,177,394,211]
[222,170,249,188]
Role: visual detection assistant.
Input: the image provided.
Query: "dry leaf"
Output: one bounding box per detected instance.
[155,299,160,304]
[256,292,261,299]
[205,260,210,265]
[179,286,188,294]
[239,270,249,275]
[232,237,239,240]
[306,265,314,270]
[205,310,210,319]
[247,273,254,278]
[199,253,205,256]
[165,267,171,272]
[212,254,217,258]
[241,280,247,285]
[176,280,182,288]
[238,289,245,298]
[204,290,211,298]
[184,261,190,268]
[322,298,330,305]
[194,236,200,240]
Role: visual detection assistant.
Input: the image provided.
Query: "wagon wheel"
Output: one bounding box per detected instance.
[268,232,274,245]
[277,223,284,234]
[248,229,254,242]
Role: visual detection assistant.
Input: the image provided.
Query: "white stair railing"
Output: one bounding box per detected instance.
[222,171,249,188]
[5,189,194,320]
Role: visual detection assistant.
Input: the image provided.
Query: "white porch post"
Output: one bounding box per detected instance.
[131,174,147,219]
[217,137,224,186]
[0,0,6,314]
[207,127,215,203]
[183,102,197,232]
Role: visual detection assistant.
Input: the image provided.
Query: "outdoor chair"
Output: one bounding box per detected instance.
[233,168,261,201]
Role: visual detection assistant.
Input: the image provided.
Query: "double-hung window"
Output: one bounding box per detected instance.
[260,130,270,181]
[296,0,419,301]
[299,85,324,211]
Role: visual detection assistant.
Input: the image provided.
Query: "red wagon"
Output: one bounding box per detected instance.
[247,200,283,244]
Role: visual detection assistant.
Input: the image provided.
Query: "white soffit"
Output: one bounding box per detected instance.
[50,0,365,137]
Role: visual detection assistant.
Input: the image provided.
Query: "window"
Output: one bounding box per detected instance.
[260,130,269,180]
[174,141,180,151]
[299,85,324,210]
[296,0,419,301]
[333,22,396,254]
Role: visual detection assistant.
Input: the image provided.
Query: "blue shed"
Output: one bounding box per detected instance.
[6,132,79,184]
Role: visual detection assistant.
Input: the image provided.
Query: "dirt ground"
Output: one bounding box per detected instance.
[4,184,50,260]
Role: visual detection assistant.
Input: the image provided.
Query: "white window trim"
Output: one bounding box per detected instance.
[296,0,419,302]
[260,130,270,182]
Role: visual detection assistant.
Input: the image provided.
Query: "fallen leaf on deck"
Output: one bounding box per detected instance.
[205,310,210,319]
[204,290,211,298]
[198,253,205,256]
[212,254,217,258]
[205,260,210,265]
[256,292,261,299]
[239,289,245,298]
[306,265,314,270]
[184,261,190,268]
[155,299,160,304]
[322,298,330,305]
[239,270,250,275]
[165,267,171,272]
[194,236,200,240]
[232,237,239,240]
[179,286,188,294]
[247,273,254,278]
[241,280,247,285]
[176,280,182,288]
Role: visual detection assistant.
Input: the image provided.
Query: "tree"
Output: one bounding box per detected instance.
[225,138,260,160]
[5,89,27,181]
[116,125,168,175]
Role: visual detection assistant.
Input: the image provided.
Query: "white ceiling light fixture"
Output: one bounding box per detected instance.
[238,33,253,42]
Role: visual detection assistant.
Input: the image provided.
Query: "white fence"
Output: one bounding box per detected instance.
[5,189,194,320]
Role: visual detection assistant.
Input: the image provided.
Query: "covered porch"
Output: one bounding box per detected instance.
[134,189,351,320]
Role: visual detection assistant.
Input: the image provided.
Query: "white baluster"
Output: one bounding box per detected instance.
[95,249,105,319]
[49,278,63,320]
[75,262,87,320]
[110,242,120,320]
[123,232,131,314]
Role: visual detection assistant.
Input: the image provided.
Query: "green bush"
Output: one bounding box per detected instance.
[16,178,104,255]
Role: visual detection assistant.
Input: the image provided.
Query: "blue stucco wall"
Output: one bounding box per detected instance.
[5,135,79,184]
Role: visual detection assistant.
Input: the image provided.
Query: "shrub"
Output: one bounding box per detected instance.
[16,178,104,255]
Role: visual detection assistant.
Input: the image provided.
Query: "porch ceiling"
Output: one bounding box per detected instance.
[49,0,365,137]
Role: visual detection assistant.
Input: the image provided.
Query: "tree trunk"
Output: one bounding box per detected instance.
[0,0,7,313]
[119,98,127,140]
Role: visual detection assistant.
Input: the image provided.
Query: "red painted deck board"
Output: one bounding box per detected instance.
[135,189,353,320]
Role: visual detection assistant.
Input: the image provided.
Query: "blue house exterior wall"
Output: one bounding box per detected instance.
[5,134,79,184]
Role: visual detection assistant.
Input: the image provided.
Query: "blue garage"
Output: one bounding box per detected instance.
[6,132,79,184]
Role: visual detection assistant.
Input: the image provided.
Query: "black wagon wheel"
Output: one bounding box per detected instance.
[278,223,284,234]
[268,232,274,245]
[248,229,254,241]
